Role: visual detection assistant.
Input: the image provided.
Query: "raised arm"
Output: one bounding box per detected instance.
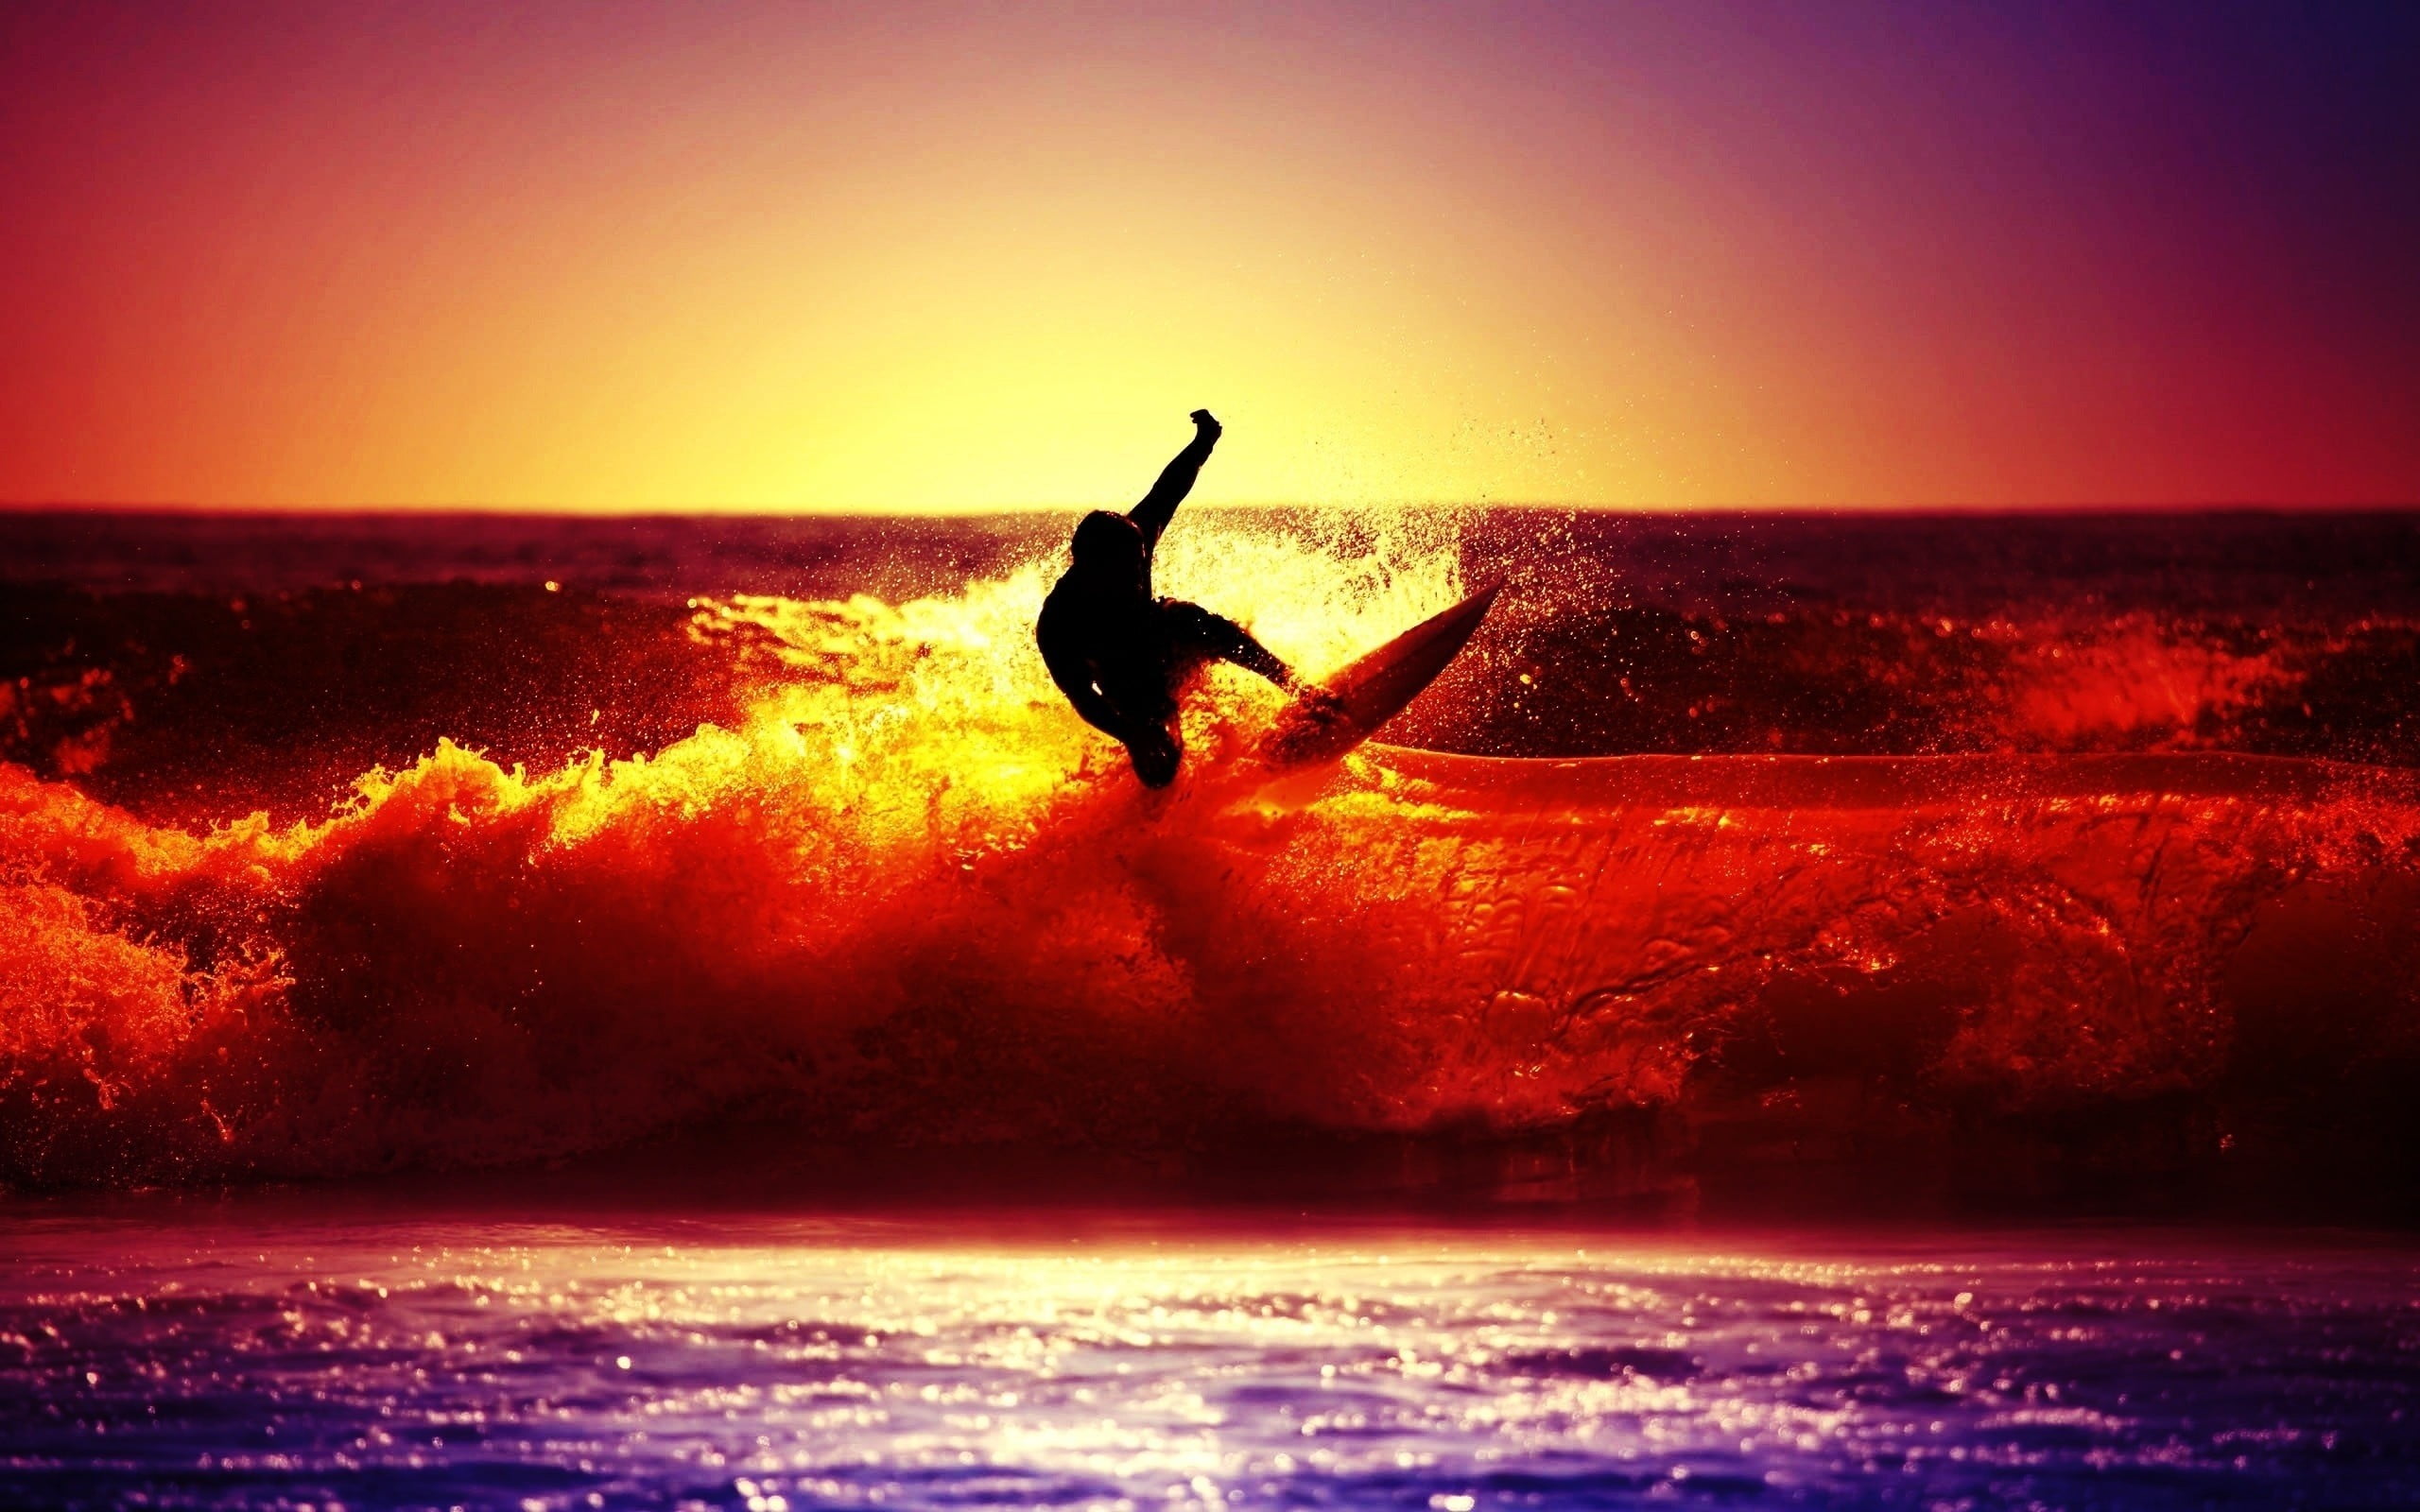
[1128,409,1221,550]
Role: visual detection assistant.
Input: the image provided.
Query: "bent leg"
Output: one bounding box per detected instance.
[1160,600,1292,688]
[1086,663,1184,787]
[1125,725,1182,787]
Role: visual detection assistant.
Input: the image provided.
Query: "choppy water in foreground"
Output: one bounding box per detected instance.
[3,1204,2415,1510]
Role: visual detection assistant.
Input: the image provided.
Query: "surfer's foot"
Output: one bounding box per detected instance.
[1298,685,1348,726]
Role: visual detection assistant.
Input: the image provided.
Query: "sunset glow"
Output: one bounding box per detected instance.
[8,11,2420,1503]
[4,1,2413,510]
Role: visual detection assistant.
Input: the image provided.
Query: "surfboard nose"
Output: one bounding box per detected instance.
[1257,577,1505,773]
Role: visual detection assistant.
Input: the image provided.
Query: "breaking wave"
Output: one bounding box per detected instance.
[3,514,2418,1194]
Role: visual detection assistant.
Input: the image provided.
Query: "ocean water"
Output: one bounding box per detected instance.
[3,508,2416,1200]
[5,1201,2418,1511]
[3,507,2418,1505]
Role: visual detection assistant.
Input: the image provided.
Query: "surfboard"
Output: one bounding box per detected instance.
[1256,579,1503,773]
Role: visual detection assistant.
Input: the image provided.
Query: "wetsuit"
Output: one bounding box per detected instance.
[1037,410,1295,786]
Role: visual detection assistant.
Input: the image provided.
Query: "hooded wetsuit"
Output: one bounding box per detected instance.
[1036,411,1293,786]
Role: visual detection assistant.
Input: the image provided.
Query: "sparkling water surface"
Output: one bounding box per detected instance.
[2,1204,2414,1510]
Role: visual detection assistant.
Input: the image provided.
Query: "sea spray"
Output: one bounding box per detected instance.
[3,511,2418,1194]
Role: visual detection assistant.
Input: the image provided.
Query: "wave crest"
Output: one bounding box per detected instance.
[3,524,2418,1194]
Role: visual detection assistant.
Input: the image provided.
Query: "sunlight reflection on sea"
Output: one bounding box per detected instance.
[3,1207,2414,1509]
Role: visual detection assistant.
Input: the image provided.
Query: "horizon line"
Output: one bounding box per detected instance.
[5,499,2418,518]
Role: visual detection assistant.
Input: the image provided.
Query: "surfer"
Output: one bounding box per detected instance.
[1038,409,1314,786]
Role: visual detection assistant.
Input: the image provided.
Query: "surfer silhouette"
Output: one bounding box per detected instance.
[1038,409,1311,786]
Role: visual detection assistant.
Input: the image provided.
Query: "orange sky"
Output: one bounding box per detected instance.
[2,2,2413,510]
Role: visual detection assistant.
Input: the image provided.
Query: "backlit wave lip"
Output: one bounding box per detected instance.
[1365,746,2420,808]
